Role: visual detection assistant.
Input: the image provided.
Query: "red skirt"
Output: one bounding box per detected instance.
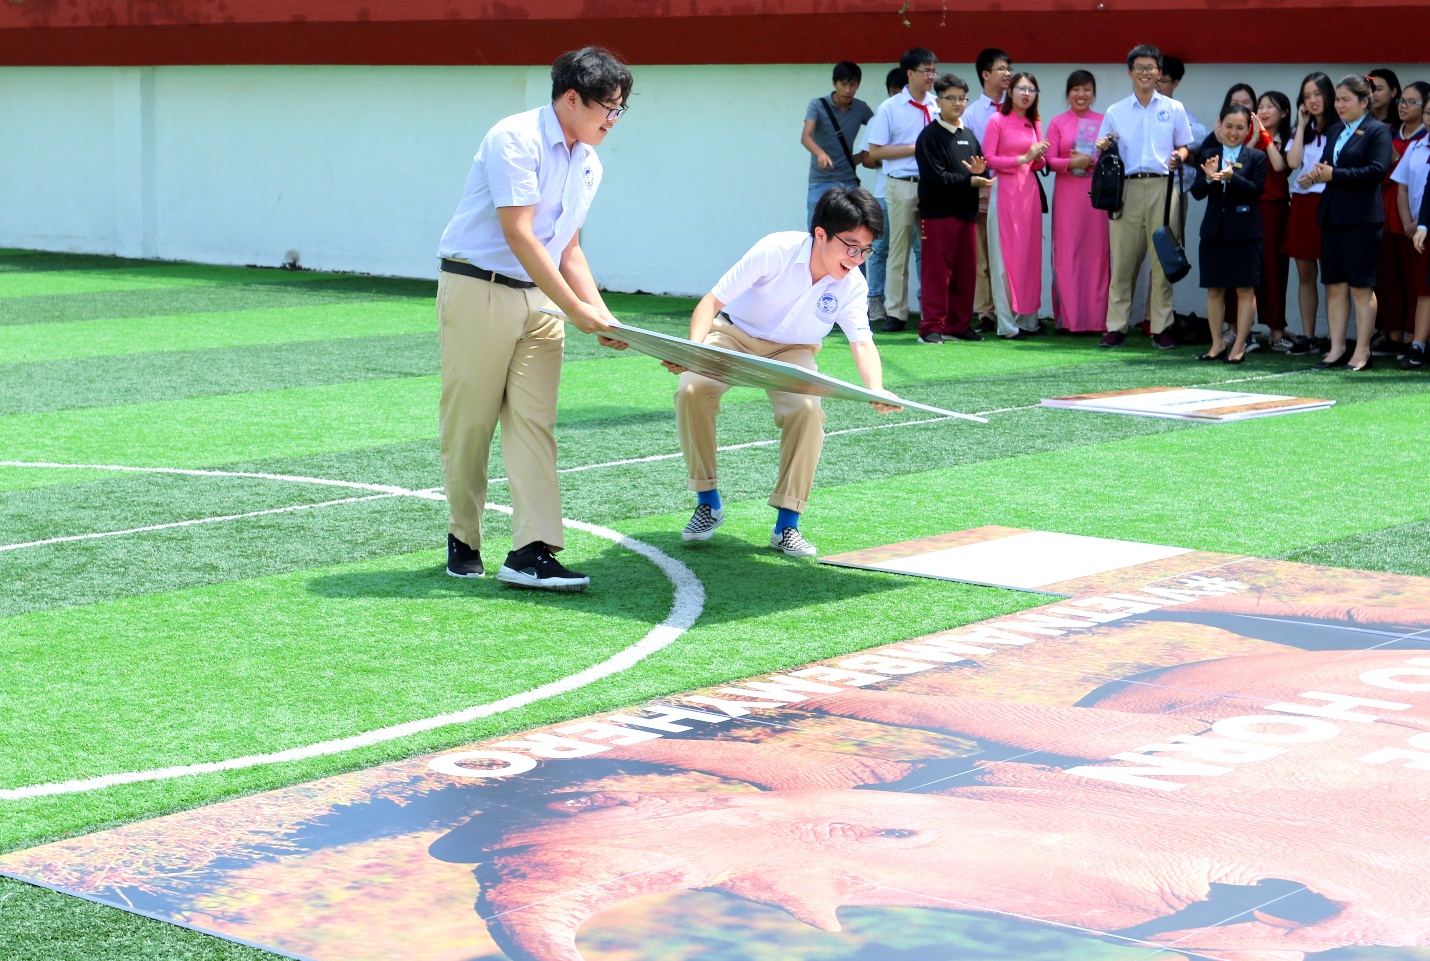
[1283,193,1323,261]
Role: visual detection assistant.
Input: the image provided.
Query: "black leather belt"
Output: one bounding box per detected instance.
[1127,172,1164,180]
[440,258,536,289]
[889,174,920,182]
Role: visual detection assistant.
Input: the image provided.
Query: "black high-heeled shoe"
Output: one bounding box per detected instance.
[1312,350,1350,371]
[1223,352,1245,364]
[1195,352,1223,362]
[1347,354,1374,372]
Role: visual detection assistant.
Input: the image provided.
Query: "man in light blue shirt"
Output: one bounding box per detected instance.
[1096,44,1194,349]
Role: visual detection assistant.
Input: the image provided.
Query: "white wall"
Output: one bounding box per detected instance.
[2,61,1423,314]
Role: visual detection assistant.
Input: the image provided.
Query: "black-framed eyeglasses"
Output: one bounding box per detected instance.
[1402,98,1424,107]
[596,100,629,121]
[831,234,875,259]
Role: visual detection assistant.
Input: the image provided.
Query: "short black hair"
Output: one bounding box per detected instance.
[1160,55,1185,83]
[550,46,633,106]
[976,48,1011,85]
[1066,69,1096,98]
[811,185,884,240]
[934,73,970,97]
[1127,44,1162,72]
[899,47,937,73]
[885,67,906,94]
[833,61,862,85]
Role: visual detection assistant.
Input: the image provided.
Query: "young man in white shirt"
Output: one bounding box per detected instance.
[666,187,901,557]
[437,46,631,592]
[866,47,940,333]
[964,47,1013,331]
[1095,43,1194,349]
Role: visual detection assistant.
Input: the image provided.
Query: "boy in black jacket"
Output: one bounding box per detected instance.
[914,74,992,343]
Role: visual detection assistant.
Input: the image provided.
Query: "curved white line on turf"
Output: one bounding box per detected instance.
[0,470,705,801]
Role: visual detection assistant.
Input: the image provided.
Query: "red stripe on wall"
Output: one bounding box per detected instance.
[3,8,1430,66]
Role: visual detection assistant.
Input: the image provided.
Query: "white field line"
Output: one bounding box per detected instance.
[0,498,706,800]
[0,492,402,553]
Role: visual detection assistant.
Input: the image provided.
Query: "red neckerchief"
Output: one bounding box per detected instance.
[909,97,932,126]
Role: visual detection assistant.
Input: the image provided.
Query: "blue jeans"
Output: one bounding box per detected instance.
[868,197,890,298]
[807,180,858,230]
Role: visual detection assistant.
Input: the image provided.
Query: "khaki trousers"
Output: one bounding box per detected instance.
[885,177,920,321]
[438,270,565,553]
[675,318,825,512]
[1107,176,1180,334]
[974,187,995,317]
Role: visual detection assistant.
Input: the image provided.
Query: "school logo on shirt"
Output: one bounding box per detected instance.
[1157,109,1171,122]
[817,293,839,315]
[583,165,595,189]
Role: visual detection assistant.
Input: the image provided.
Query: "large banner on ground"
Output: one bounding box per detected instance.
[6,529,1430,961]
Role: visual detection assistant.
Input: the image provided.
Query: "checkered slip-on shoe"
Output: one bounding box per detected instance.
[770,526,817,558]
[681,504,725,542]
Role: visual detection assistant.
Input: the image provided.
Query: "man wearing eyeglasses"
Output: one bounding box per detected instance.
[437,46,632,592]
[866,47,941,333]
[1094,43,1194,350]
[664,186,901,558]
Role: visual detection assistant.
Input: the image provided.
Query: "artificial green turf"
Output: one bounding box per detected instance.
[4,252,1430,961]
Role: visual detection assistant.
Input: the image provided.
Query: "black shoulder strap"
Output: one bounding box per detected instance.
[1164,167,1182,228]
[819,97,859,177]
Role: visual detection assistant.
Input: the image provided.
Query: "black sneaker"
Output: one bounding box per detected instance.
[880,318,907,333]
[447,534,484,578]
[917,332,944,345]
[1099,330,1126,348]
[1288,335,1315,355]
[1401,343,1426,370]
[974,316,997,333]
[948,329,983,341]
[497,542,590,592]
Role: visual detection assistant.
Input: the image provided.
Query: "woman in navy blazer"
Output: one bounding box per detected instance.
[1301,74,1394,370]
[1191,104,1268,363]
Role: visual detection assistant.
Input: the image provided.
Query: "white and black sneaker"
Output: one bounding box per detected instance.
[496,542,590,592]
[446,534,484,578]
[770,526,817,558]
[681,504,725,542]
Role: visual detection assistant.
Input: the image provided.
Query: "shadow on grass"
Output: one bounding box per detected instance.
[304,536,910,627]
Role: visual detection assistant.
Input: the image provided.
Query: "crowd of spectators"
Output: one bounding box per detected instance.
[801,46,1430,370]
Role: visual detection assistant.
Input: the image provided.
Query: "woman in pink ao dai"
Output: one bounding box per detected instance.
[983,71,1049,338]
[1043,70,1110,332]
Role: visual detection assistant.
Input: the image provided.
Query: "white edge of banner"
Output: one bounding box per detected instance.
[540,309,987,424]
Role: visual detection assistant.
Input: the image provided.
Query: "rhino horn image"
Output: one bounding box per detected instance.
[475,791,865,961]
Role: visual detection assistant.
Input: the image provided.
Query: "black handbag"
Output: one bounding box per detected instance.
[1152,169,1191,283]
[1089,149,1125,216]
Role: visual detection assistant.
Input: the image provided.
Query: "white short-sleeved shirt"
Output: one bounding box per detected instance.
[866,86,938,178]
[1289,134,1328,196]
[964,92,1004,143]
[1096,91,1194,175]
[438,104,601,281]
[1392,135,1430,222]
[713,231,872,345]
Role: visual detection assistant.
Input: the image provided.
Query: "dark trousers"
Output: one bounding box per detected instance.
[1376,230,1410,337]
[1256,200,1290,332]
[919,216,977,336]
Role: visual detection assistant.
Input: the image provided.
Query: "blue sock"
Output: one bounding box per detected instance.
[775,508,800,532]
[697,489,722,510]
